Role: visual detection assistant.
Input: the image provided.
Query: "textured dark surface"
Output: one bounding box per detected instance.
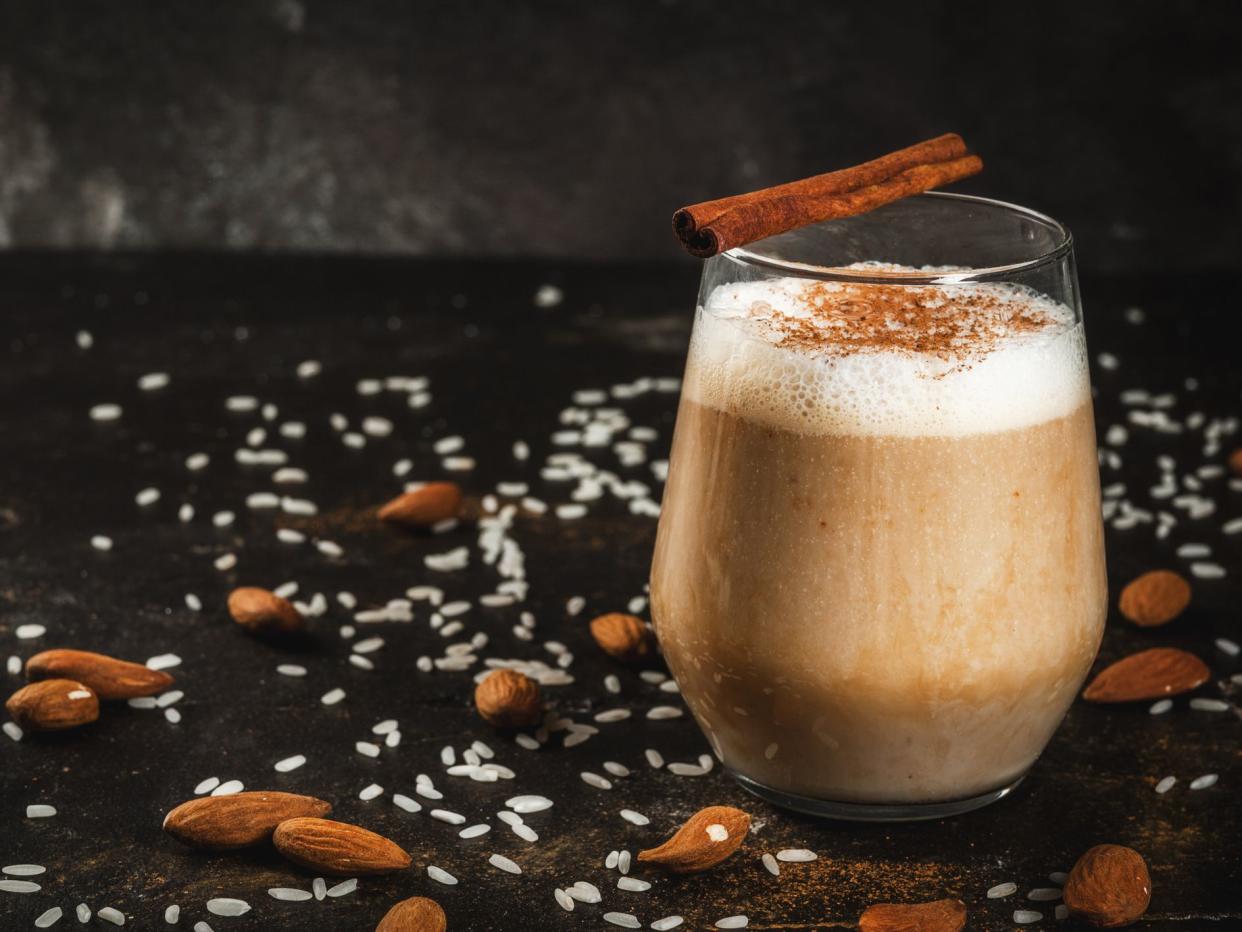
[1,1,1241,270]
[0,253,1240,930]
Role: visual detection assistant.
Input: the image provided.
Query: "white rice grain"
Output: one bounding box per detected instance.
[1189,698,1230,712]
[603,913,641,928]
[268,888,313,902]
[646,706,683,720]
[206,898,250,917]
[489,854,522,874]
[427,865,458,885]
[326,879,357,898]
[776,849,817,863]
[620,809,649,826]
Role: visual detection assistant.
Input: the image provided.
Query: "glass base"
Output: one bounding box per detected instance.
[732,771,1025,822]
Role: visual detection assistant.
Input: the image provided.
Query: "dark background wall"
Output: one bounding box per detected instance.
[1,0,1239,271]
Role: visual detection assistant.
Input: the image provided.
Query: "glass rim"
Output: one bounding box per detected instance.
[721,192,1074,285]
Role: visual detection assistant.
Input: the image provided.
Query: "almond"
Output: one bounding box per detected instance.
[5,679,99,731]
[589,612,656,662]
[376,896,447,932]
[474,669,542,728]
[272,817,412,876]
[858,898,967,931]
[1118,570,1190,627]
[163,791,331,850]
[1082,647,1210,702]
[26,648,174,700]
[379,482,463,528]
[636,805,750,873]
[227,586,304,635]
[1229,447,1242,476]
[1064,844,1151,927]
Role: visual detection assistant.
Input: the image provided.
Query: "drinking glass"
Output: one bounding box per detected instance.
[650,193,1106,820]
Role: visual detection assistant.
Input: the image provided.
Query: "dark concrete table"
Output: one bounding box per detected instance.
[1,254,1238,930]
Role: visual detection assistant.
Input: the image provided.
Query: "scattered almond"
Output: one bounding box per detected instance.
[378,482,463,528]
[636,805,750,873]
[376,896,447,932]
[858,898,967,932]
[227,586,304,635]
[272,817,412,876]
[1228,447,1242,476]
[1082,647,1210,702]
[1064,844,1151,927]
[589,612,656,662]
[474,668,542,728]
[5,679,100,731]
[26,648,174,700]
[1118,570,1191,627]
[163,791,331,850]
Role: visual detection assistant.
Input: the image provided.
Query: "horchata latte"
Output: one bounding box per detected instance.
[650,268,1107,806]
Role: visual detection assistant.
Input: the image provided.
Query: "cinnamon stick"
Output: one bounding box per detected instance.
[672,134,983,258]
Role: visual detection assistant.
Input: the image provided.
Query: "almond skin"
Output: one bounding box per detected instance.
[378,482,463,528]
[1064,844,1151,927]
[376,896,447,932]
[26,648,174,700]
[589,612,656,662]
[474,669,542,728]
[1082,647,1210,702]
[163,791,332,850]
[1118,571,1191,627]
[227,587,304,635]
[636,805,750,873]
[5,679,100,731]
[273,817,412,876]
[858,898,967,932]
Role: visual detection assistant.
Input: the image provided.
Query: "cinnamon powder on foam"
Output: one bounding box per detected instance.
[752,280,1059,369]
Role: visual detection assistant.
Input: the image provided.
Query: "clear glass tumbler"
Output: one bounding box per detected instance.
[650,192,1107,820]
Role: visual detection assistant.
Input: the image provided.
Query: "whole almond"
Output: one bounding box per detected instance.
[858,898,967,932]
[273,817,412,875]
[1082,647,1210,702]
[1064,844,1151,927]
[5,679,100,731]
[1118,571,1190,627]
[376,896,447,932]
[26,648,174,700]
[163,791,331,850]
[474,669,542,728]
[589,612,656,662]
[379,482,463,528]
[227,586,304,635]
[1228,447,1242,476]
[636,805,750,873]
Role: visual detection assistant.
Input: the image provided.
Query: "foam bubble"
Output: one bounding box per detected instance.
[686,276,1089,437]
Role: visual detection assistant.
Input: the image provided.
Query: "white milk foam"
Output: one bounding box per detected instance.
[687,276,1089,438]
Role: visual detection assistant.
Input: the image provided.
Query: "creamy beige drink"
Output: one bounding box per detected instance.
[650,271,1107,809]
